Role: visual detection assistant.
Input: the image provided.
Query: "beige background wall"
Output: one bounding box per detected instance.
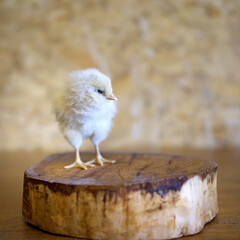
[0,0,240,152]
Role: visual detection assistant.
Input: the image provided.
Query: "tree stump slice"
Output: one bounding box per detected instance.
[22,152,218,240]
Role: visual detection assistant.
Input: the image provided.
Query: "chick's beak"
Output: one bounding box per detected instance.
[107,93,118,101]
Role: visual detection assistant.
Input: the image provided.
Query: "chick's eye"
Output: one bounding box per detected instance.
[97,89,104,95]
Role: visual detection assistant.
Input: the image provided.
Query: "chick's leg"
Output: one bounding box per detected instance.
[64,149,95,170]
[86,144,116,166]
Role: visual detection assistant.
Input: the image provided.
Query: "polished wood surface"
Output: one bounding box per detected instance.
[1,149,240,239]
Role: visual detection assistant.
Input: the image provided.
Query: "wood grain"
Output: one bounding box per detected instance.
[0,149,240,239]
[22,152,218,239]
[23,152,217,193]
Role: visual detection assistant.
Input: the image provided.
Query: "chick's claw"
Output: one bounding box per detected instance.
[88,154,116,166]
[64,161,95,170]
[100,158,116,165]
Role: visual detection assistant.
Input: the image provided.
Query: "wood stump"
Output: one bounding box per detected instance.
[22,152,218,240]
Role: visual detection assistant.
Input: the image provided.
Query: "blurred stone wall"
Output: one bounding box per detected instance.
[0,0,240,152]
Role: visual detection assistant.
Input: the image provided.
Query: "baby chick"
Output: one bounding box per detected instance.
[53,68,117,170]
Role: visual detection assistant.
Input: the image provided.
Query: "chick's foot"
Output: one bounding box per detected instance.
[86,154,116,166]
[64,160,95,170]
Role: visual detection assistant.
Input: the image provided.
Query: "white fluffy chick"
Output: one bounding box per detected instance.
[53,69,117,170]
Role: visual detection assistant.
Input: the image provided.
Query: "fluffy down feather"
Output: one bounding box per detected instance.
[53,68,117,169]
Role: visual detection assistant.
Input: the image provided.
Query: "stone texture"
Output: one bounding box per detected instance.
[0,0,240,151]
